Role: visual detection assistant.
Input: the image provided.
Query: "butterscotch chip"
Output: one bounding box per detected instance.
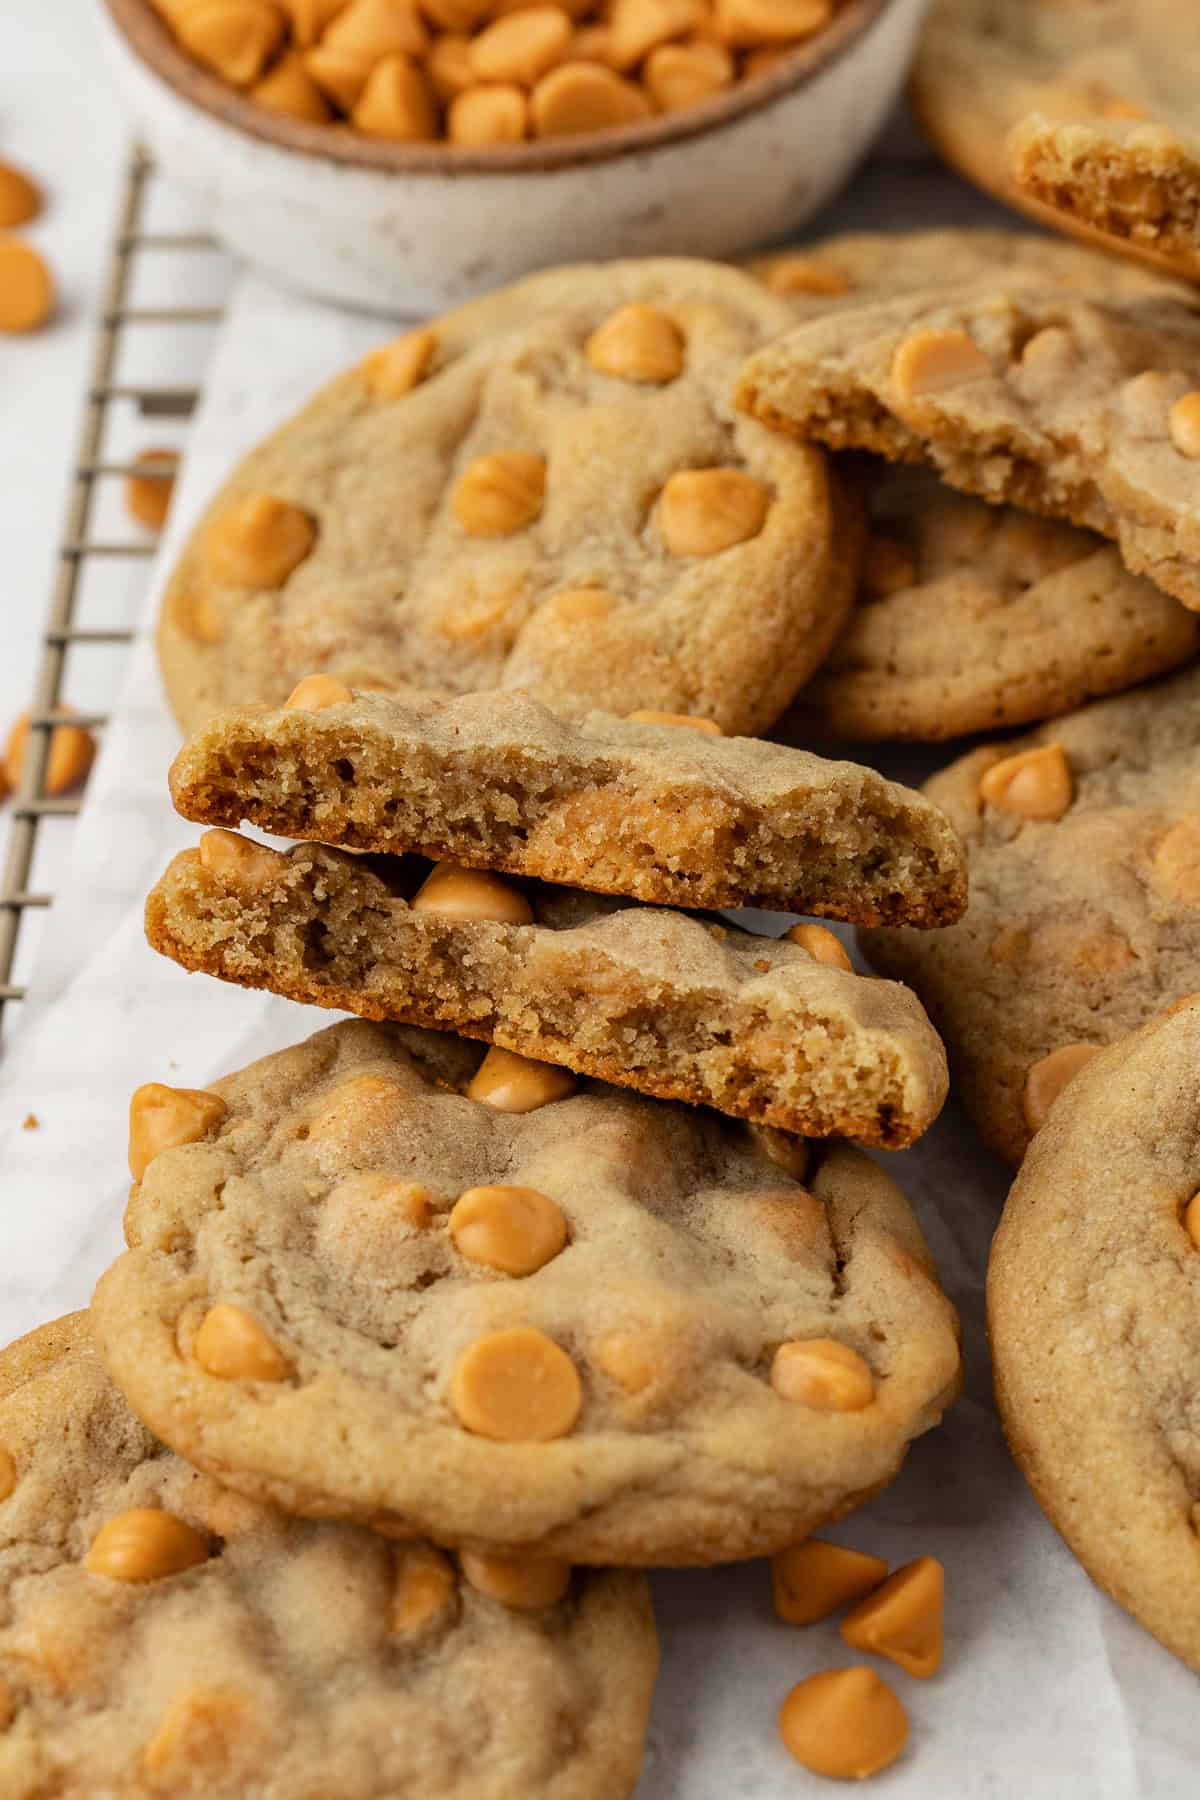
[460,1551,571,1609]
[778,1667,908,1780]
[128,1083,228,1182]
[891,326,991,400]
[206,495,315,587]
[193,1304,292,1382]
[0,239,55,334]
[420,0,489,28]
[304,43,374,108]
[448,85,529,144]
[125,447,179,532]
[427,31,475,98]
[391,1543,458,1635]
[176,0,286,85]
[755,254,851,298]
[771,1337,874,1411]
[4,705,95,796]
[467,1046,577,1112]
[284,0,350,45]
[568,22,612,61]
[585,304,685,383]
[198,827,285,886]
[1021,1043,1102,1136]
[978,743,1072,821]
[658,468,770,555]
[0,160,41,229]
[785,922,852,971]
[0,1445,15,1501]
[140,1685,264,1786]
[321,0,428,61]
[452,451,546,536]
[715,0,828,46]
[171,588,225,645]
[530,62,650,135]
[450,1326,582,1441]
[839,1554,944,1678]
[606,0,698,70]
[85,1509,210,1582]
[353,55,438,139]
[771,1539,888,1626]
[642,40,732,110]
[251,50,334,120]
[0,1678,13,1730]
[1183,1192,1200,1250]
[285,672,354,710]
[449,1185,567,1275]
[468,7,571,85]
[625,708,720,732]
[1168,392,1200,459]
[411,860,535,924]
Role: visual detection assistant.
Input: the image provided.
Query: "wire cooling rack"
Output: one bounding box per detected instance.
[0,149,227,1030]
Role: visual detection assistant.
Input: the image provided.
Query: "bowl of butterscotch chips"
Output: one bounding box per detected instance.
[99,0,923,309]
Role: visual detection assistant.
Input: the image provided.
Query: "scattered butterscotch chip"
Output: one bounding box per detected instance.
[452,451,546,536]
[778,1666,908,1780]
[85,1508,210,1582]
[772,1539,889,1626]
[460,1550,572,1608]
[0,160,42,229]
[353,54,438,139]
[467,1046,577,1112]
[251,49,335,120]
[786,921,853,971]
[890,327,991,401]
[448,1184,567,1275]
[128,1082,228,1182]
[1184,1191,1200,1249]
[411,861,535,924]
[585,303,685,383]
[176,0,286,86]
[840,1554,944,1678]
[771,1337,875,1411]
[1022,1043,1102,1135]
[4,706,95,797]
[125,447,180,532]
[0,239,55,334]
[206,494,316,587]
[658,467,770,555]
[21,1113,38,1131]
[530,61,650,136]
[449,1326,583,1440]
[284,672,354,710]
[978,743,1073,821]
[192,1303,292,1382]
[626,708,721,733]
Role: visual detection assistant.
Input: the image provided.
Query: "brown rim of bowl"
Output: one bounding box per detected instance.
[104,0,892,176]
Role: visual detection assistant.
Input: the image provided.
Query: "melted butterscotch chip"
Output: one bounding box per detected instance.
[390,1544,458,1636]
[128,1084,227,1182]
[448,1185,567,1275]
[205,495,315,588]
[585,304,685,383]
[890,327,990,400]
[467,1047,576,1113]
[285,673,353,711]
[85,1509,210,1582]
[411,862,534,925]
[460,1550,571,1609]
[770,1338,874,1411]
[658,468,770,556]
[785,922,852,971]
[362,327,439,400]
[1022,1043,1102,1134]
[192,1305,292,1382]
[450,1327,583,1441]
[1152,818,1200,903]
[978,743,1073,821]
[452,452,546,536]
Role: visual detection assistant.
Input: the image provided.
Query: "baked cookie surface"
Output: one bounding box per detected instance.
[91,1020,961,1565]
[861,664,1200,1166]
[0,1315,657,1799]
[158,257,859,739]
[166,684,968,927]
[146,832,949,1148]
[989,998,1200,1672]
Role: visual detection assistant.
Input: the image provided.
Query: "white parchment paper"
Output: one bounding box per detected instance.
[1,121,1194,1796]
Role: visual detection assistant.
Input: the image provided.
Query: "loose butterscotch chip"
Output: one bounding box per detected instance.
[452,451,546,536]
[978,743,1073,821]
[251,49,334,119]
[460,1551,571,1609]
[391,1543,458,1635]
[715,0,829,46]
[568,22,611,59]
[891,327,991,401]
[176,0,286,86]
[786,922,853,971]
[530,62,650,136]
[1183,1191,1200,1249]
[4,706,95,797]
[607,0,698,70]
[353,55,438,139]
[758,254,851,298]
[778,1666,908,1780]
[626,708,721,733]
[840,1555,944,1678]
[421,0,489,27]
[467,1046,577,1112]
[771,1337,874,1411]
[322,0,428,60]
[85,1509,210,1582]
[860,532,916,598]
[448,1184,567,1275]
[284,0,351,45]
[129,1083,228,1181]
[125,447,179,532]
[643,40,732,110]
[772,1539,889,1626]
[1168,393,1200,460]
[585,303,685,383]
[449,1326,583,1440]
[0,1444,15,1501]
[304,44,374,109]
[0,239,55,334]
[469,6,571,85]
[284,672,353,710]
[198,828,285,887]
[659,467,770,555]
[427,31,475,97]
[1022,1043,1102,1135]
[448,84,529,144]
[206,495,315,587]
[411,860,534,925]
[193,1304,292,1382]
[0,161,41,229]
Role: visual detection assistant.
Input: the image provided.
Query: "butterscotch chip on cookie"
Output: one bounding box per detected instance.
[91,1021,961,1564]
[157,257,860,738]
[166,685,967,926]
[989,998,1200,1671]
[738,277,1200,612]
[145,835,949,1147]
[861,663,1200,1166]
[0,1315,656,1798]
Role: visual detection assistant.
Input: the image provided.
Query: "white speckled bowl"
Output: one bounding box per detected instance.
[100,0,927,315]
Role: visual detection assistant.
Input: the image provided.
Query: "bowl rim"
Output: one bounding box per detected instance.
[103,0,893,177]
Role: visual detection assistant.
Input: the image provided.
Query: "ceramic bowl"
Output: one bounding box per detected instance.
[99,0,928,314]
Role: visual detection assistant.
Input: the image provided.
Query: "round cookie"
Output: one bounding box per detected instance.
[989,997,1200,1671]
[91,1020,961,1565]
[0,1315,657,1799]
[158,258,860,738]
[779,464,1200,742]
[861,663,1200,1165]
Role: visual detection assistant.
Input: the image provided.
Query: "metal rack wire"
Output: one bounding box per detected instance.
[0,149,226,1028]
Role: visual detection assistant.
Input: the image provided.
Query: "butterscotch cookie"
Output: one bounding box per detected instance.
[911,0,1200,275]
[737,278,1200,611]
[166,683,968,927]
[779,465,1200,742]
[91,1020,961,1564]
[158,258,861,739]
[989,997,1200,1671]
[0,1315,657,1798]
[861,664,1200,1166]
[146,832,949,1148]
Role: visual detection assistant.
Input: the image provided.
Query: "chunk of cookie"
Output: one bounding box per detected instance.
[166,684,967,927]
[989,998,1200,1670]
[861,664,1200,1166]
[0,1315,656,1798]
[737,278,1200,611]
[780,465,1200,742]
[158,257,860,738]
[91,1021,961,1564]
[146,834,949,1148]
